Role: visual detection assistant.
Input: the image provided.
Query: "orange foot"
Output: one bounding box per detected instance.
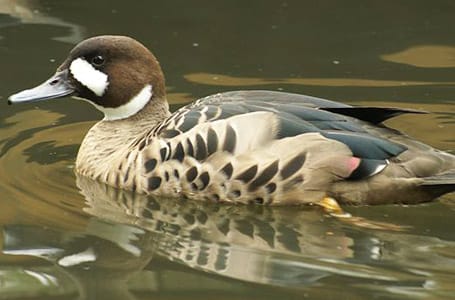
[318,197,410,231]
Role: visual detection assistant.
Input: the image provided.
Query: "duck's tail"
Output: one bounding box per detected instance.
[420,170,455,197]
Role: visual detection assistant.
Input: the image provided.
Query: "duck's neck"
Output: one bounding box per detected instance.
[75,96,171,177]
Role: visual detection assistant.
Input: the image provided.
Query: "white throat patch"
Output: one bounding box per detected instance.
[69,58,109,96]
[90,84,153,121]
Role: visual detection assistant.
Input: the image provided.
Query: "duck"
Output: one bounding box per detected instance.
[8,35,455,206]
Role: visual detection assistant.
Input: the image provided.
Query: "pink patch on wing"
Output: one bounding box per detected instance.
[347,157,361,173]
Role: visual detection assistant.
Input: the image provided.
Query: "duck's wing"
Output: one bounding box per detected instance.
[324,106,427,124]
[151,90,417,182]
[157,90,425,137]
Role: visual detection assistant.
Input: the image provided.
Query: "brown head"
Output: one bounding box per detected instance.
[9,35,166,120]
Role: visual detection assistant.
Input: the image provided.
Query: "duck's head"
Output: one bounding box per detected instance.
[8,35,166,121]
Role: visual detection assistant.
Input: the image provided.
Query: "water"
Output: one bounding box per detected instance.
[0,0,454,299]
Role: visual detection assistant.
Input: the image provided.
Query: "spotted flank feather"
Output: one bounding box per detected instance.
[135,92,409,203]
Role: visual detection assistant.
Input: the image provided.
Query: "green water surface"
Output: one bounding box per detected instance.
[0,1,454,299]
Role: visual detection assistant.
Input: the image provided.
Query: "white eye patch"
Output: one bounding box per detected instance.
[69,58,109,96]
[90,84,153,121]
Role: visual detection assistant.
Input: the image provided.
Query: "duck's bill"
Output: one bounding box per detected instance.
[8,70,75,104]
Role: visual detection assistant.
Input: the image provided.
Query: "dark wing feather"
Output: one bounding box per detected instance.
[320,131,406,159]
[277,113,321,137]
[178,115,201,132]
[348,159,388,180]
[324,107,427,124]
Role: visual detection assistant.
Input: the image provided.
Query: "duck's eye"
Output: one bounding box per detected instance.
[91,55,105,67]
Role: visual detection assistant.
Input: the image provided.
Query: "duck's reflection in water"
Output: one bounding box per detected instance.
[78,175,356,284]
[2,175,453,299]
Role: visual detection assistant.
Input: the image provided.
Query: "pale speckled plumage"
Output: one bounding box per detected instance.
[78,108,352,204]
